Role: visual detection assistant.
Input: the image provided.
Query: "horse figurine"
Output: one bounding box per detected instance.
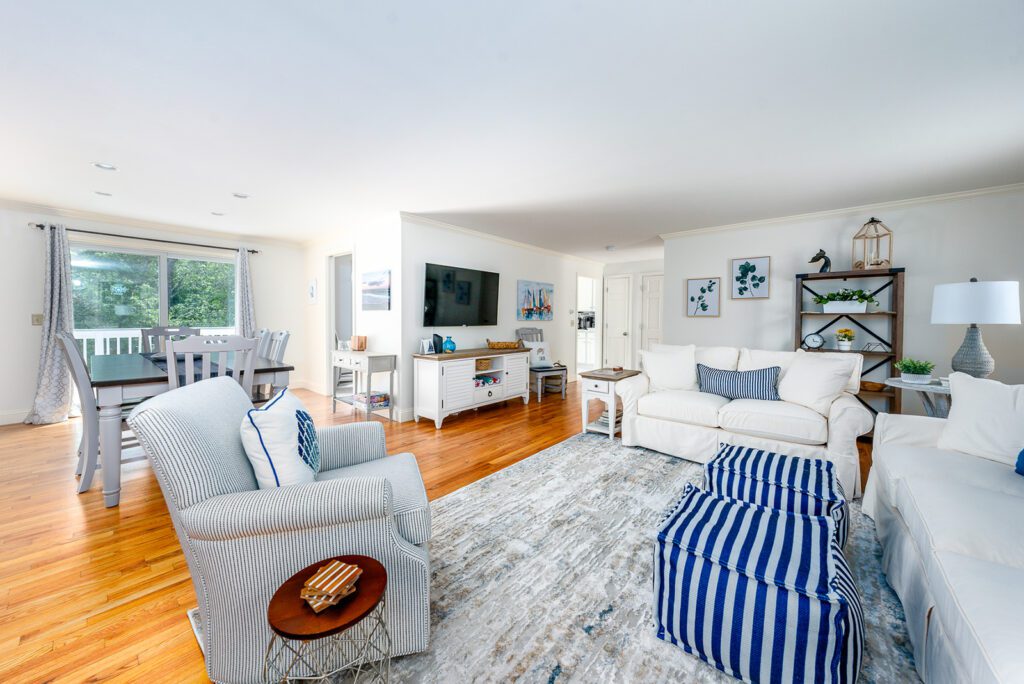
[809,249,831,273]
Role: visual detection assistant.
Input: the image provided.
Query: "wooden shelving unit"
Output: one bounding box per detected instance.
[795,268,905,414]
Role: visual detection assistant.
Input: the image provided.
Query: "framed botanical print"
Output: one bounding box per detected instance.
[730,256,770,299]
[686,277,720,317]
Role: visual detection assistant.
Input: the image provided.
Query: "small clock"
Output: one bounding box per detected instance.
[802,333,825,350]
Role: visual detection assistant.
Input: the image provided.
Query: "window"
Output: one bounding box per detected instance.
[71,245,236,331]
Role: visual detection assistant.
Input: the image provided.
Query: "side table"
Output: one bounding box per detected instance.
[884,377,951,418]
[529,365,568,403]
[580,369,641,440]
[265,554,390,683]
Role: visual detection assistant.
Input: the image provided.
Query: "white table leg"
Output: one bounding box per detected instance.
[607,394,616,440]
[98,402,123,508]
[389,370,395,421]
[581,392,589,434]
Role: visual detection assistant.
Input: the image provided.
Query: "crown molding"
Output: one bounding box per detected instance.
[658,182,1024,240]
[400,212,604,267]
[1,196,304,248]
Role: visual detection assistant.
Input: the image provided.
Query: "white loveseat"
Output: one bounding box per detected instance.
[863,411,1024,683]
[616,345,874,497]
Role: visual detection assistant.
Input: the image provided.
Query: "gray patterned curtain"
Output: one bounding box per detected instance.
[25,224,75,424]
[236,248,257,338]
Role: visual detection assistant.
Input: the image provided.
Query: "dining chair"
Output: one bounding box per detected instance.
[140,326,200,353]
[266,330,290,363]
[57,331,141,493]
[515,327,543,343]
[166,335,258,395]
[255,328,272,358]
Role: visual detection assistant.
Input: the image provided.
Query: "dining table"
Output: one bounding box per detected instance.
[89,352,294,508]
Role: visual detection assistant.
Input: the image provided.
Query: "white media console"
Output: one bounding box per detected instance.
[413,347,530,428]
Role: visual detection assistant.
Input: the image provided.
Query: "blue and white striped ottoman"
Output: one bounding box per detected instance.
[655,484,864,684]
[704,444,850,550]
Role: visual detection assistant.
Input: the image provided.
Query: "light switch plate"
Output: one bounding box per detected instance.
[31,313,44,326]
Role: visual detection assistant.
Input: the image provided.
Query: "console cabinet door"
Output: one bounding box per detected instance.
[505,354,528,394]
[442,360,475,410]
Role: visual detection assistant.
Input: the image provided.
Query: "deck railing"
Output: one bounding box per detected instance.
[72,328,235,369]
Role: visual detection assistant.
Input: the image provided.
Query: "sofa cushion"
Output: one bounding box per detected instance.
[653,344,739,371]
[318,452,431,545]
[718,398,828,445]
[777,353,852,415]
[697,363,780,401]
[637,390,728,428]
[739,348,861,393]
[938,372,1024,467]
[640,346,697,391]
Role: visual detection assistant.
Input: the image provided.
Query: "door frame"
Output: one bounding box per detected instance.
[639,271,664,352]
[603,274,633,369]
[326,251,355,396]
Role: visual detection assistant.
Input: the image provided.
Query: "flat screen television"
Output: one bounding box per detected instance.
[423,263,500,327]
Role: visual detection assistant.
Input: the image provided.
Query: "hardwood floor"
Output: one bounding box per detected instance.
[0,385,871,682]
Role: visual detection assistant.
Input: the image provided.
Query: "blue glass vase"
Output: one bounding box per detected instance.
[442,336,456,353]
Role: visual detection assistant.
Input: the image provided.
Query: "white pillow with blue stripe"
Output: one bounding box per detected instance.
[240,388,321,489]
[697,363,781,400]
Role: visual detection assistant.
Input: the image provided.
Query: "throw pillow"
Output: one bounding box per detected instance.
[777,353,852,415]
[524,340,552,368]
[653,343,738,370]
[640,346,697,391]
[937,373,1024,467]
[697,364,781,401]
[240,388,321,489]
[1017,449,1024,477]
[738,348,798,379]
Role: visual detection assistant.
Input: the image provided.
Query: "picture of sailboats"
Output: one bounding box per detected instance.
[517,280,554,320]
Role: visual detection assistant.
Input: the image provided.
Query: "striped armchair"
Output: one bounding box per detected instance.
[127,377,430,684]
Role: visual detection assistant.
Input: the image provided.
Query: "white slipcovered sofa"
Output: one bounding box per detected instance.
[863,375,1024,684]
[615,345,874,497]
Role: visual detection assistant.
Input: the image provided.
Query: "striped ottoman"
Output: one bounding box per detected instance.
[704,444,850,550]
[655,485,864,684]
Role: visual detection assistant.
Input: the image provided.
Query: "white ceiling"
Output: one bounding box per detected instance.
[1,2,1022,262]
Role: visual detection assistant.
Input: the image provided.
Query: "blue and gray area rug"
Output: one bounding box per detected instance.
[392,433,918,683]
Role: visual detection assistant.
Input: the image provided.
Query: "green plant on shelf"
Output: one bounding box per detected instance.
[811,288,878,306]
[894,358,935,375]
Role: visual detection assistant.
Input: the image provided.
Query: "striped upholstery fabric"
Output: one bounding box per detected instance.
[704,444,849,549]
[128,377,431,683]
[697,363,781,401]
[655,485,864,684]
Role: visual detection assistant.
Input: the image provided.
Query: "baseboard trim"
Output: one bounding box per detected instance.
[0,409,27,426]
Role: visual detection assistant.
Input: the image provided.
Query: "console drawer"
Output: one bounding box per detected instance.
[584,379,609,393]
[474,385,504,404]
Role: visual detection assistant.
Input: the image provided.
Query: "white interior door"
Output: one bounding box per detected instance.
[603,275,631,368]
[640,273,664,351]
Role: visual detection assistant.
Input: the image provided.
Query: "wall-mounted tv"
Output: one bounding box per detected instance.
[423,263,500,327]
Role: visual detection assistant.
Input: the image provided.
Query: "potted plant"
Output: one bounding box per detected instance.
[812,288,878,314]
[895,358,936,384]
[835,328,855,351]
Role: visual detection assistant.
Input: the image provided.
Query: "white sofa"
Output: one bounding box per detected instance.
[615,345,874,497]
[863,412,1024,683]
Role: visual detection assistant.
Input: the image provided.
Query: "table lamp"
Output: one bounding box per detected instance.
[930,278,1021,377]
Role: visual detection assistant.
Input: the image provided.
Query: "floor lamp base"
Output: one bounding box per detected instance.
[951,325,994,378]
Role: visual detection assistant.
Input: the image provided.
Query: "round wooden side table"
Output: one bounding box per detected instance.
[264,554,390,683]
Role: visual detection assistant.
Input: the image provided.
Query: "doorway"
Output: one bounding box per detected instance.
[640,273,664,351]
[329,253,354,400]
[603,274,631,368]
[576,275,599,374]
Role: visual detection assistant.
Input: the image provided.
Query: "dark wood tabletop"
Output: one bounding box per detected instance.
[267,555,387,641]
[579,368,641,381]
[88,353,294,387]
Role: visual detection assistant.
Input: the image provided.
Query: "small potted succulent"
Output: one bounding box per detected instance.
[813,288,878,314]
[835,328,855,351]
[895,358,936,385]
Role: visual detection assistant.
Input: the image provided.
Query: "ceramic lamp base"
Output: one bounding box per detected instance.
[951,325,994,378]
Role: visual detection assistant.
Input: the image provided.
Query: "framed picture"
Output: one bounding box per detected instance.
[686,277,720,317]
[730,256,770,299]
[361,270,391,311]
[517,280,554,321]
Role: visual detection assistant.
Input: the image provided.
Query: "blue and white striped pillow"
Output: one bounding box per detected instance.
[697,363,781,401]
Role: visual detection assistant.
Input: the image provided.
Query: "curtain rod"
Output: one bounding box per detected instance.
[29,223,260,254]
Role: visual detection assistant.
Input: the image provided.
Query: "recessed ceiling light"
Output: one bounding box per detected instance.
[92,162,117,171]
[232,192,249,199]
[605,245,617,251]
[210,211,225,216]
[94,191,113,197]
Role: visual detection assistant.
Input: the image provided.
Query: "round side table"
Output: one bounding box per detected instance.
[264,554,390,683]
[884,377,951,418]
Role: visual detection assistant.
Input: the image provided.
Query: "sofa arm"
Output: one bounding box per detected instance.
[180,476,392,541]
[827,393,875,438]
[874,411,946,448]
[615,374,650,415]
[317,422,388,470]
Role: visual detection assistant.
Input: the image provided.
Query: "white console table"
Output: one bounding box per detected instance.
[413,348,530,428]
[332,350,397,421]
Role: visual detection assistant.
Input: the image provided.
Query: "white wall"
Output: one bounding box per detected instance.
[0,202,308,425]
[663,186,1024,392]
[603,258,664,366]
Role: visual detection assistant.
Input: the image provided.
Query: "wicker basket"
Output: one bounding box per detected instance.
[475,358,493,372]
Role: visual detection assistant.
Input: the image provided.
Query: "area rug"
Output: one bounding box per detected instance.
[391,433,919,682]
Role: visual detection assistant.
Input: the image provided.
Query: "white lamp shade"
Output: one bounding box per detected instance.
[931,281,1021,325]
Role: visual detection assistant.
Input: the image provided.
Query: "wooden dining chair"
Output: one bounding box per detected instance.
[166,335,258,395]
[255,328,272,358]
[266,330,290,362]
[141,326,200,353]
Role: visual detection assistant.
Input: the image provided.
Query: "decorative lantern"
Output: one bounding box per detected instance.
[852,217,893,270]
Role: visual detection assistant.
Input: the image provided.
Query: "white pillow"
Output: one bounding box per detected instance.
[640,346,697,391]
[738,348,799,378]
[524,340,552,368]
[938,373,1024,466]
[240,388,320,489]
[777,353,851,415]
[652,343,739,371]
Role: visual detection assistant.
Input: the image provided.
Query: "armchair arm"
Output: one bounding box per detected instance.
[317,422,388,470]
[180,476,392,542]
[873,411,946,448]
[615,374,650,416]
[827,393,875,439]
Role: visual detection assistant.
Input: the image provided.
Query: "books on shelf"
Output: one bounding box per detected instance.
[353,392,390,410]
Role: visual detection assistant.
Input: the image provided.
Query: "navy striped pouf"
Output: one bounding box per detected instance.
[654,485,864,684]
[703,444,850,550]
